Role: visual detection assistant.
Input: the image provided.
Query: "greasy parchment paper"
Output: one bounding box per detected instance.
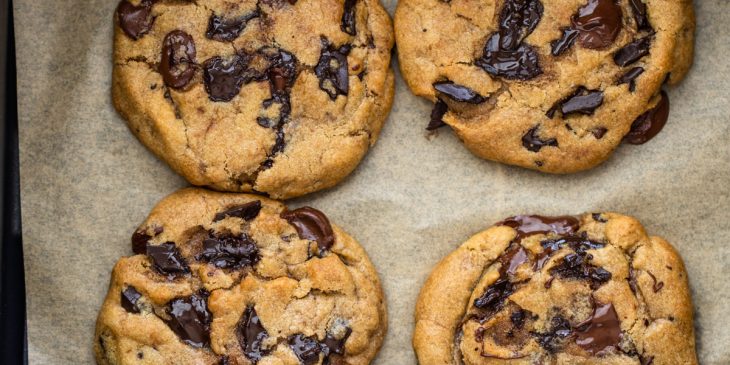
[16,0,729,363]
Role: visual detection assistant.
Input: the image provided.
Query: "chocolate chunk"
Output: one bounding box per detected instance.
[533,316,572,352]
[476,0,543,79]
[315,41,351,100]
[473,278,514,316]
[575,302,621,354]
[572,0,622,49]
[132,230,152,255]
[550,253,612,289]
[147,242,190,277]
[522,126,558,152]
[427,100,448,130]
[558,88,604,116]
[116,0,155,40]
[618,66,645,92]
[165,291,212,348]
[341,0,358,35]
[213,201,262,222]
[160,30,197,89]
[535,234,604,270]
[289,334,321,365]
[510,309,527,328]
[498,215,579,243]
[321,328,352,358]
[238,306,270,362]
[477,34,542,80]
[591,127,608,139]
[121,286,142,314]
[281,207,335,253]
[203,54,250,102]
[497,0,543,48]
[614,35,652,67]
[433,81,486,104]
[551,28,579,56]
[200,233,260,269]
[257,49,297,164]
[206,12,259,42]
[624,91,669,144]
[629,0,652,31]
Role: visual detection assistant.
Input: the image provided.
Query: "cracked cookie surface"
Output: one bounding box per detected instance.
[395,0,694,173]
[413,213,697,364]
[113,0,394,198]
[94,188,386,364]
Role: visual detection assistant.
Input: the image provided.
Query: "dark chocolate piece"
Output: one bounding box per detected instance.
[475,0,544,80]
[473,278,514,316]
[200,232,260,269]
[618,66,645,92]
[321,327,352,358]
[165,291,212,348]
[533,316,572,352]
[315,40,351,100]
[624,91,669,144]
[535,234,605,270]
[203,54,250,102]
[132,229,151,255]
[614,35,652,67]
[549,253,612,289]
[116,0,155,40]
[160,30,197,89]
[281,207,335,253]
[571,0,622,49]
[427,100,449,131]
[560,89,604,116]
[206,12,260,42]
[574,302,622,354]
[147,242,190,277]
[591,127,608,139]
[238,306,270,362]
[551,28,579,56]
[629,0,653,31]
[341,0,358,35]
[289,334,321,365]
[213,201,262,222]
[498,215,579,243]
[433,81,486,104]
[522,125,558,152]
[121,286,142,314]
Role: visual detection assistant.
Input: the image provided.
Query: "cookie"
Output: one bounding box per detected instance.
[94,188,387,364]
[113,0,394,199]
[395,0,694,173]
[413,213,697,364]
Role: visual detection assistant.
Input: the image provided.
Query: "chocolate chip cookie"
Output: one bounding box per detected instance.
[95,188,386,364]
[395,0,694,173]
[414,213,697,364]
[113,0,394,199]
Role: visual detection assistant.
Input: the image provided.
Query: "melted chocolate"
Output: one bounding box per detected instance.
[199,232,260,269]
[159,30,197,89]
[315,40,351,100]
[522,125,558,152]
[213,201,262,222]
[289,334,321,365]
[203,54,250,102]
[618,66,645,92]
[258,49,298,168]
[473,278,514,316]
[280,207,335,253]
[624,91,669,144]
[341,0,358,35]
[237,306,270,362]
[574,302,622,354]
[427,100,448,130]
[206,12,259,42]
[165,291,212,348]
[500,245,529,275]
[549,252,612,289]
[116,0,155,40]
[433,81,486,104]
[614,35,652,67]
[121,286,142,313]
[551,28,580,56]
[146,242,190,277]
[475,0,543,80]
[533,316,572,352]
[535,234,604,270]
[498,215,579,243]
[571,0,622,49]
[548,87,604,117]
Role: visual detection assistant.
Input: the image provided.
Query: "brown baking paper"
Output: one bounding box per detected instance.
[16,0,730,363]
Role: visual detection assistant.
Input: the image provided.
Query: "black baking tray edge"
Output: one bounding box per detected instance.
[0,0,27,363]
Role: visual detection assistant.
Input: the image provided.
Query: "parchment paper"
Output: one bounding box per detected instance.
[16,0,729,363]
